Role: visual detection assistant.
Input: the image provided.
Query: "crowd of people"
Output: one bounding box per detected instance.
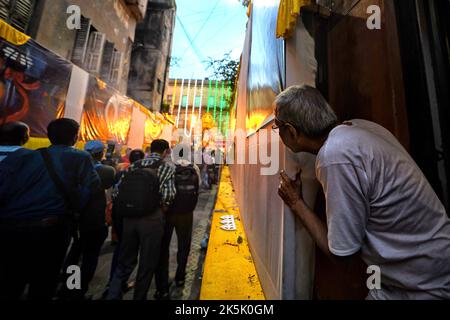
[0,118,218,300]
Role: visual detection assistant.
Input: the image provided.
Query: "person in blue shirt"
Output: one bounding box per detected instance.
[0,121,32,163]
[58,140,116,300]
[0,118,101,300]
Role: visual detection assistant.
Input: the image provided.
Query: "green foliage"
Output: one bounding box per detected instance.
[205,52,239,107]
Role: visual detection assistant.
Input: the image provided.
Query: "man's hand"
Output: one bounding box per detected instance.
[278,170,303,209]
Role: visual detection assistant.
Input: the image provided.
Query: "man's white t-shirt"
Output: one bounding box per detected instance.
[316,119,450,299]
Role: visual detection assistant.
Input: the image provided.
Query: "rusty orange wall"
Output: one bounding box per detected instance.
[327,0,409,148]
[313,0,410,299]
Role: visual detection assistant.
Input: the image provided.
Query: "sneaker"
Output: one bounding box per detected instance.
[154,291,170,300]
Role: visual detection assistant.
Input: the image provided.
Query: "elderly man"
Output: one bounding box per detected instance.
[275,85,450,300]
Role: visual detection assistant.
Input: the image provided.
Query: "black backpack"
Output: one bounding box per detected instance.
[169,164,199,214]
[116,160,161,217]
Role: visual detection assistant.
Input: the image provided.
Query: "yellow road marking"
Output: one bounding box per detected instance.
[200,166,265,300]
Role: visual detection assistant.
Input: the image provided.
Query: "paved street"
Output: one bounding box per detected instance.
[87,185,218,300]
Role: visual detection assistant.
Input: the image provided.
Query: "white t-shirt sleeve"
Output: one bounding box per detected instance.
[317,163,370,256]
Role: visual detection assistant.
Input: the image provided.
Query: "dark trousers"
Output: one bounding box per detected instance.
[60,225,108,297]
[107,210,164,300]
[108,213,123,284]
[0,221,71,300]
[108,243,121,283]
[155,210,193,293]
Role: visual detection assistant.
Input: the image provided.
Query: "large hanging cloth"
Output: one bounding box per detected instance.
[0,19,30,45]
[246,0,285,133]
[79,77,133,143]
[0,20,72,137]
[276,0,312,39]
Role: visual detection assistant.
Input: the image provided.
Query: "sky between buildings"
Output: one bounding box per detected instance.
[169,0,248,80]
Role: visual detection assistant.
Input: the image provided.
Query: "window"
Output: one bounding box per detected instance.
[181,95,188,106]
[71,16,91,66]
[0,0,35,33]
[208,96,215,106]
[99,42,123,87]
[71,18,107,76]
[85,31,106,74]
[194,96,201,107]
[109,49,123,85]
[100,41,114,81]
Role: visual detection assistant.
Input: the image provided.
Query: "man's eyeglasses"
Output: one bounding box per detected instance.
[272,123,286,132]
[272,118,291,132]
[272,120,301,134]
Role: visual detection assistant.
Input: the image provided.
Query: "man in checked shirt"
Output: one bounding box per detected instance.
[108,139,176,300]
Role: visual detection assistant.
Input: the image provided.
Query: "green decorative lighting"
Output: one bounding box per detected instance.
[213,80,219,121]
[218,81,225,131]
[206,79,212,113]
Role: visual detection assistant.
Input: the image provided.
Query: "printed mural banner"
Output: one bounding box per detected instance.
[143,108,174,144]
[80,78,134,144]
[0,20,175,148]
[0,23,72,137]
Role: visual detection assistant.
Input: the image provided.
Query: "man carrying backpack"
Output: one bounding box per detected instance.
[154,144,200,300]
[107,139,176,300]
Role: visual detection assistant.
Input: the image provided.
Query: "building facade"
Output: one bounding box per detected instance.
[164,78,233,136]
[127,0,176,111]
[0,0,147,94]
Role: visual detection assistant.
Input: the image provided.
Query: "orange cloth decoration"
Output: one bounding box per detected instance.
[276,0,311,39]
[0,19,30,45]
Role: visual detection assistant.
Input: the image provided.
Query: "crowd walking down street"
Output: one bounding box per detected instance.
[0,119,219,300]
[2,86,450,301]
[1,0,450,305]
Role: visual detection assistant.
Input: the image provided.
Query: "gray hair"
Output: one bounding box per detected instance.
[275,85,338,138]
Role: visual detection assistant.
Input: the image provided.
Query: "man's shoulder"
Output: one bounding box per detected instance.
[317,120,382,167]
[161,160,176,173]
[68,148,91,159]
[0,148,37,168]
[12,148,36,159]
[51,146,91,161]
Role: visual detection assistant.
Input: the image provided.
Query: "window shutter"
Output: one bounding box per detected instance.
[10,0,33,32]
[0,0,10,22]
[109,49,123,86]
[71,16,91,67]
[0,0,34,33]
[85,31,106,75]
[100,41,114,82]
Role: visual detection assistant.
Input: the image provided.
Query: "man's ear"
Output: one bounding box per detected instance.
[21,134,30,146]
[164,149,171,157]
[286,124,298,140]
[71,134,79,146]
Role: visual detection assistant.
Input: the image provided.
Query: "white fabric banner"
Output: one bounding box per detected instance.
[64,65,89,123]
[127,106,146,149]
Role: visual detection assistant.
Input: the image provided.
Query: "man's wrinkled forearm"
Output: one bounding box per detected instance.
[292,199,334,259]
[292,200,359,265]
